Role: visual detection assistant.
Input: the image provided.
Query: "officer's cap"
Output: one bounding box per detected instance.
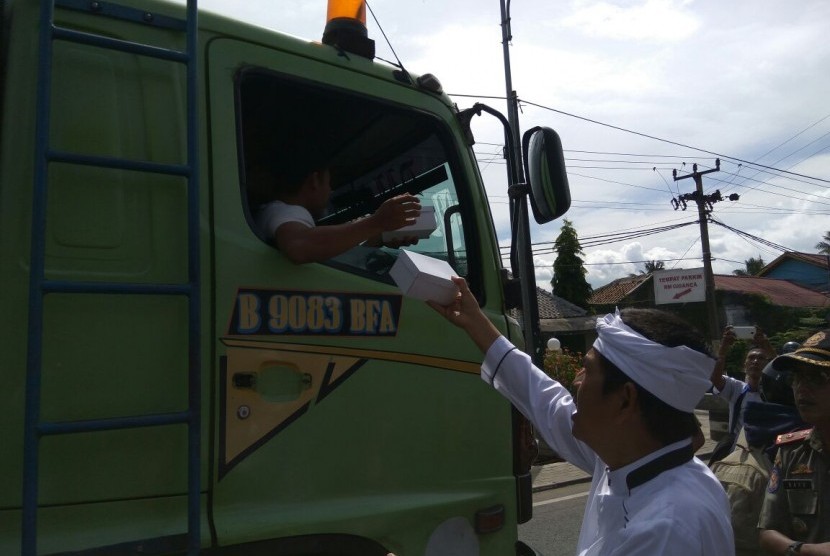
[771,329,830,373]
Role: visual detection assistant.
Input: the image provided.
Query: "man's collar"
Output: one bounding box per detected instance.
[607,439,694,494]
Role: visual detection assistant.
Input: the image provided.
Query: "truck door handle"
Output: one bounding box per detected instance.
[232,368,312,402]
[233,372,256,389]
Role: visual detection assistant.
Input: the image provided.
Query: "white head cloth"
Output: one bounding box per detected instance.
[593,310,714,413]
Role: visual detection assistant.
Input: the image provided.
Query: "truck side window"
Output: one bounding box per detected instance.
[236,69,473,283]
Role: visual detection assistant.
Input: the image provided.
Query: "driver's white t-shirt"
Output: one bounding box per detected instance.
[255,200,315,243]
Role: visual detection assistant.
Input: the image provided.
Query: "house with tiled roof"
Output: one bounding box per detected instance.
[534,287,595,334]
[586,274,651,309]
[757,252,830,293]
[588,272,829,338]
[510,287,596,352]
[590,273,829,310]
[715,274,830,308]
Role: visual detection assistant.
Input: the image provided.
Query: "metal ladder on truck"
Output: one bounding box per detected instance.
[23,0,201,554]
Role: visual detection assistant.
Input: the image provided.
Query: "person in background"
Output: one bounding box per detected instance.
[710,361,806,556]
[782,341,801,354]
[255,167,421,264]
[759,329,830,556]
[709,325,776,461]
[429,278,733,556]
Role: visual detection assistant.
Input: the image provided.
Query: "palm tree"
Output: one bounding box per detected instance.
[817,231,830,254]
[642,260,665,273]
[733,256,765,276]
[629,260,664,277]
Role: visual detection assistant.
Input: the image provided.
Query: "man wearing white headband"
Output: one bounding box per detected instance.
[430,277,733,556]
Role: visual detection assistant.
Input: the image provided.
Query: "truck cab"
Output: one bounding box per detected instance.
[0,0,569,554]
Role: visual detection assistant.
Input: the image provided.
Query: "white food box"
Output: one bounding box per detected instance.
[382,206,437,242]
[389,249,459,305]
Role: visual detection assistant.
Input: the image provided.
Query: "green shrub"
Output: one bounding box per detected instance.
[543,348,584,395]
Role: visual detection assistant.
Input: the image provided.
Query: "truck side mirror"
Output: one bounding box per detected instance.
[522,126,571,224]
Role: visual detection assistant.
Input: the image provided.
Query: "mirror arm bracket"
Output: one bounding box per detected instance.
[507,183,529,199]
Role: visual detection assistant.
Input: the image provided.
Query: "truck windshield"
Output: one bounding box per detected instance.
[236,69,471,282]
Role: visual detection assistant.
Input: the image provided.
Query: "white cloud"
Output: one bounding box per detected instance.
[561,0,701,42]
[534,255,555,288]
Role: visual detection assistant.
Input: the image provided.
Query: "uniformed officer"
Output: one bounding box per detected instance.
[758,329,830,556]
[710,362,806,556]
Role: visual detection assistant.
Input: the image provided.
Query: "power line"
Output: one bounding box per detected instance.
[709,218,797,253]
[672,238,700,270]
[476,149,827,200]
[701,172,830,206]
[456,94,830,193]
[566,149,702,159]
[515,98,830,185]
[716,208,830,215]
[566,165,681,171]
[727,113,830,192]
[783,141,830,173]
[568,171,667,194]
[654,167,680,197]
[476,157,829,207]
[498,219,698,250]
[753,112,830,163]
[516,257,705,269]
[581,257,697,266]
[699,161,830,194]
[566,158,684,165]
[765,129,830,170]
[498,221,699,253]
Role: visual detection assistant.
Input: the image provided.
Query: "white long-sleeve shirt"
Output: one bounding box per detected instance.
[482,336,734,556]
[713,375,762,450]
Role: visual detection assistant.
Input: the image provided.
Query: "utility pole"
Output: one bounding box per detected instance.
[499,0,543,367]
[672,159,739,340]
[500,0,522,185]
[498,3,541,525]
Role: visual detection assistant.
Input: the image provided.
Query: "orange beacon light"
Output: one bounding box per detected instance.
[322,0,375,58]
[326,0,366,25]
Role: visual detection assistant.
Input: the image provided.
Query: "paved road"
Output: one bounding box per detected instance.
[520,483,587,556]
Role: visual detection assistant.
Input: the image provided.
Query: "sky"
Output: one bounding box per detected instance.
[191,0,830,291]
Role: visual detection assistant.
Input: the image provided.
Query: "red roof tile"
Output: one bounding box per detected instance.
[509,288,589,320]
[588,275,651,305]
[714,275,830,308]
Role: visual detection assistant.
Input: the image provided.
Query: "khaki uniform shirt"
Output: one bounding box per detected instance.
[758,429,830,543]
[711,431,771,556]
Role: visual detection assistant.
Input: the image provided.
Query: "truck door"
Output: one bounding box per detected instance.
[207,38,518,554]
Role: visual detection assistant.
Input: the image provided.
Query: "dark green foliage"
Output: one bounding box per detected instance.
[816,231,830,254]
[552,219,593,309]
[732,256,765,276]
[717,293,828,376]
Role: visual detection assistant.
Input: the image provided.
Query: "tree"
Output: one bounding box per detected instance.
[817,231,830,254]
[732,256,765,276]
[642,260,665,273]
[629,260,664,276]
[552,219,593,309]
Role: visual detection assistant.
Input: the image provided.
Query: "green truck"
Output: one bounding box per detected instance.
[0,0,570,553]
